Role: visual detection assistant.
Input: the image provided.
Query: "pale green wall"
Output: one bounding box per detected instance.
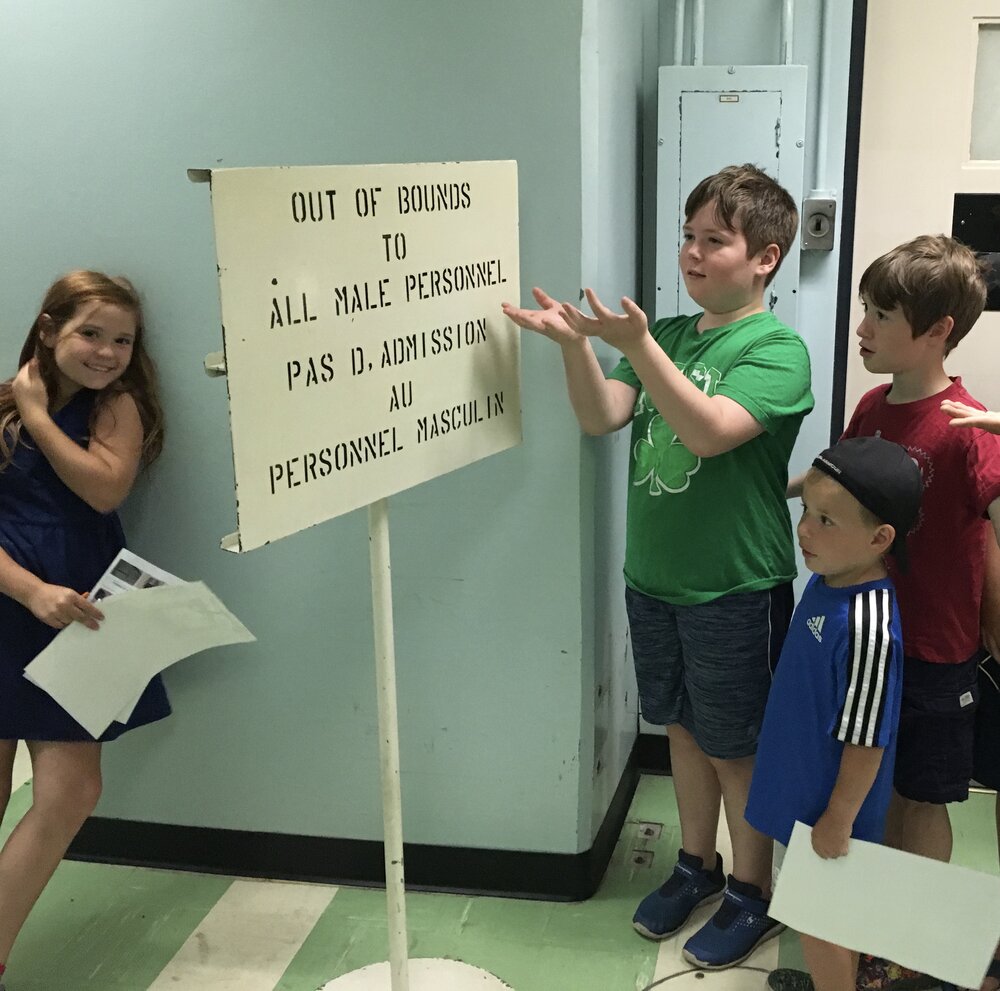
[0,0,596,853]
[0,0,859,860]
[576,0,656,845]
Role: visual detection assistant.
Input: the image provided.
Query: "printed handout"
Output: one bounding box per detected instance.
[24,552,254,737]
[89,548,183,602]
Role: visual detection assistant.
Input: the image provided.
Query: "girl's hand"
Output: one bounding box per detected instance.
[561,289,650,352]
[11,359,49,425]
[942,400,1000,435]
[502,287,586,347]
[811,810,851,859]
[27,584,104,631]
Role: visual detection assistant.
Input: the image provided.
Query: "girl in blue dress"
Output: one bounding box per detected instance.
[0,271,170,984]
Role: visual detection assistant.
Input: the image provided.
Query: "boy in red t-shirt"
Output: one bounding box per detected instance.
[791,235,1000,867]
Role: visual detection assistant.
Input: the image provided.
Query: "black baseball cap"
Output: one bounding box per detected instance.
[811,436,924,572]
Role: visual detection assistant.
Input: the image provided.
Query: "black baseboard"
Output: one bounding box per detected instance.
[67,743,641,902]
[634,732,671,775]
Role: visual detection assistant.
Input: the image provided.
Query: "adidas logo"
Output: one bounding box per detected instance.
[807,615,825,642]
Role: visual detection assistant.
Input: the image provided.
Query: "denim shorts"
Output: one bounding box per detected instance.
[894,651,982,804]
[626,582,794,760]
[973,652,1000,791]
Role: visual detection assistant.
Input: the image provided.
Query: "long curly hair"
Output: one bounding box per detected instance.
[0,270,164,471]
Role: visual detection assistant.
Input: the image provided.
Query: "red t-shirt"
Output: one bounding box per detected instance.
[842,378,1000,663]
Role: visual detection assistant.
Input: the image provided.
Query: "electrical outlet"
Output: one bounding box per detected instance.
[631,850,655,868]
[802,196,837,251]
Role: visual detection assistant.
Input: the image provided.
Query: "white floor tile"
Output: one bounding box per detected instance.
[147,878,336,991]
[651,805,780,986]
[651,920,779,985]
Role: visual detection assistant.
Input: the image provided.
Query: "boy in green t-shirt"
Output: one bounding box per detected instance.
[503,163,813,968]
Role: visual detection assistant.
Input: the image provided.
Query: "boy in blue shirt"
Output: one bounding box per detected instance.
[503,164,813,966]
[745,436,923,990]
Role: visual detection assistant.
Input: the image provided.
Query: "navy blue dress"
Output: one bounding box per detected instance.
[0,389,171,740]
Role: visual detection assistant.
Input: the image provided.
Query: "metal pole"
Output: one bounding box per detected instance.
[693,0,705,65]
[674,0,686,65]
[781,0,795,65]
[368,498,409,991]
[814,0,833,192]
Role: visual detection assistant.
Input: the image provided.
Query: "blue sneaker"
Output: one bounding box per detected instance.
[682,876,785,968]
[632,849,725,940]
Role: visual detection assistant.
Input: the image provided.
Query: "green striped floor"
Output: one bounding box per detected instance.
[1,776,996,989]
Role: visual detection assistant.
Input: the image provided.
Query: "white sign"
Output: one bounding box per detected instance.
[207,161,522,552]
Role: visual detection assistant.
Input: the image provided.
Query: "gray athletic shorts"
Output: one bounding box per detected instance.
[626,583,794,760]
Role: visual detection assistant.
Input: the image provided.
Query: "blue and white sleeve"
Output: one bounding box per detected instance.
[833,588,895,748]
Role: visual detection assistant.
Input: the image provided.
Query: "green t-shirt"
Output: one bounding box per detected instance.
[608,311,814,604]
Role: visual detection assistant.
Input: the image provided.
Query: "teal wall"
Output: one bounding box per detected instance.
[0,0,859,862]
[0,0,600,854]
[577,0,656,845]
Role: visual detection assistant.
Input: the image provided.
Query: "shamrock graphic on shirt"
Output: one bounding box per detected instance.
[632,362,719,495]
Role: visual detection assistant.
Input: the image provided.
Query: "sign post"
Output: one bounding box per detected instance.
[368,498,409,989]
[198,161,521,990]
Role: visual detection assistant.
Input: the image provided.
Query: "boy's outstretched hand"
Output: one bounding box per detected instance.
[501,287,584,347]
[561,288,649,352]
[942,400,1000,435]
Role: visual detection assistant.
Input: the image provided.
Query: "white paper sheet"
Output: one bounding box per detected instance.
[113,685,147,726]
[770,820,1000,988]
[85,549,187,723]
[23,581,255,738]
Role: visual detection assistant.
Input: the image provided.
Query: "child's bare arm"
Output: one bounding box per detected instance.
[945,399,1000,649]
[16,386,144,514]
[557,339,638,435]
[502,288,637,435]
[942,400,1000,434]
[561,289,764,457]
[812,744,884,859]
[787,472,806,499]
[985,502,1000,659]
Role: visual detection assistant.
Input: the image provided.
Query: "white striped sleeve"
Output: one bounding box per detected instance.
[835,588,893,747]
